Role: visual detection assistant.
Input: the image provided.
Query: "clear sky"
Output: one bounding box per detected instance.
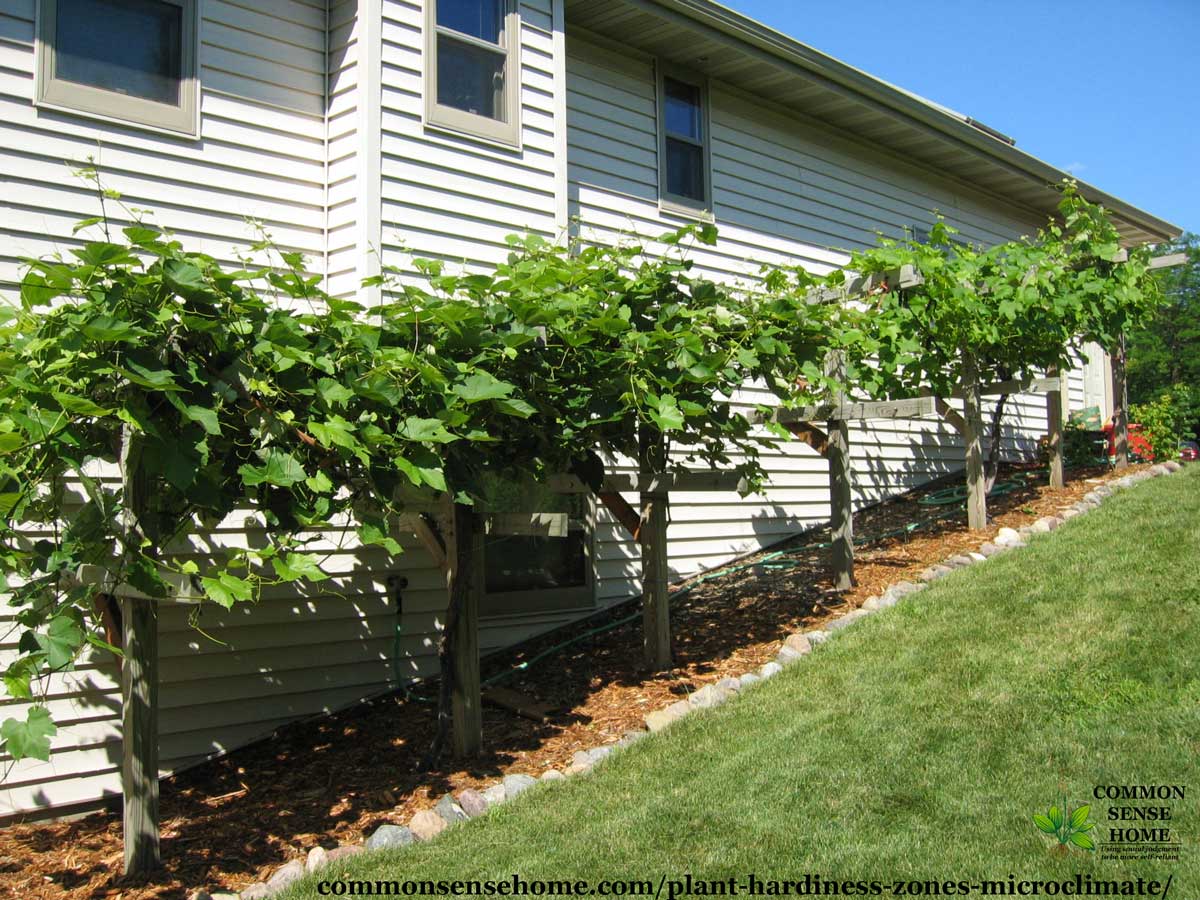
[724,0,1199,238]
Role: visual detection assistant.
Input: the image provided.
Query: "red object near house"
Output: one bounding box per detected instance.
[1102,422,1154,461]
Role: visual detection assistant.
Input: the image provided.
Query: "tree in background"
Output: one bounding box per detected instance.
[1128,233,1200,403]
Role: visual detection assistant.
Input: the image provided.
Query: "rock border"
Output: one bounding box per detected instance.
[196,462,1185,900]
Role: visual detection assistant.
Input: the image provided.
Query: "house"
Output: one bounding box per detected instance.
[0,0,1179,820]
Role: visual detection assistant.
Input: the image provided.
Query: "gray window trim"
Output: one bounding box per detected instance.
[34,0,200,139]
[656,62,714,219]
[425,0,522,149]
[480,498,596,619]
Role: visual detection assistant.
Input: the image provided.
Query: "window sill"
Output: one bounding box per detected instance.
[34,97,201,142]
[425,108,523,153]
[658,198,716,224]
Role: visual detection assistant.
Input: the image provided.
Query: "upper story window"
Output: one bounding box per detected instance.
[657,68,712,215]
[426,0,521,147]
[36,0,200,138]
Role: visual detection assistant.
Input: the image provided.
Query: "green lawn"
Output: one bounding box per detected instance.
[286,467,1199,897]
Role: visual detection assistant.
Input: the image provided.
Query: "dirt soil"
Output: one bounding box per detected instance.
[0,463,1145,900]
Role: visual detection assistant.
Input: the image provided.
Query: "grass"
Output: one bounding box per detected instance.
[285,467,1199,896]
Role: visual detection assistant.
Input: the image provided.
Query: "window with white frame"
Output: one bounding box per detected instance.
[657,68,712,214]
[426,0,521,146]
[36,0,199,137]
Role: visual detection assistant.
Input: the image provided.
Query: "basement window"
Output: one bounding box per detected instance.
[478,478,595,618]
[426,0,521,147]
[36,0,199,138]
[657,68,712,216]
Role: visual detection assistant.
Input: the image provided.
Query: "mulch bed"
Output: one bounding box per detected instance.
[0,463,1143,900]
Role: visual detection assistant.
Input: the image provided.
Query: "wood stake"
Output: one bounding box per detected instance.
[448,504,482,758]
[961,350,988,530]
[121,596,159,876]
[1111,334,1130,470]
[825,351,854,589]
[639,426,671,671]
[1047,363,1065,489]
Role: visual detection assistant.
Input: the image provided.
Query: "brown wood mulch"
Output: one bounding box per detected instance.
[0,463,1144,900]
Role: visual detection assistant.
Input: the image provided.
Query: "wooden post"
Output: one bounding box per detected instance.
[121,597,159,875]
[448,504,482,758]
[961,350,988,530]
[825,351,854,590]
[1111,335,1130,470]
[1047,363,1065,489]
[639,426,671,671]
[118,425,160,876]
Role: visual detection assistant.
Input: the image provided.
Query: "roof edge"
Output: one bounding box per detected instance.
[647,0,1183,243]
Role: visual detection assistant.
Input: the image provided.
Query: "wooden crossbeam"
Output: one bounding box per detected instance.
[547,471,747,495]
[765,396,935,424]
[933,397,967,436]
[947,375,1062,399]
[807,265,924,305]
[1112,249,1187,270]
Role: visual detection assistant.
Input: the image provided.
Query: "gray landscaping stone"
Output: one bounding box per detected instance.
[267,861,305,892]
[620,729,649,745]
[503,774,538,799]
[571,750,594,768]
[306,846,329,872]
[1116,476,1136,488]
[806,629,831,643]
[1094,485,1114,497]
[645,701,689,732]
[456,788,489,819]
[211,893,240,900]
[564,763,590,776]
[1018,525,1034,537]
[435,794,468,825]
[1061,508,1080,519]
[189,891,213,900]
[776,645,805,665]
[1150,464,1169,476]
[946,555,974,568]
[979,542,1004,557]
[873,592,899,609]
[827,609,868,631]
[968,552,987,563]
[783,633,812,656]
[759,661,783,679]
[1164,461,1182,473]
[541,770,566,781]
[890,580,921,596]
[587,746,613,763]
[481,783,507,806]
[995,527,1023,546]
[366,824,415,851]
[409,809,448,842]
[716,676,741,693]
[241,884,272,900]
[688,684,730,707]
[860,595,882,611]
[738,673,761,688]
[1030,518,1053,533]
[327,845,365,863]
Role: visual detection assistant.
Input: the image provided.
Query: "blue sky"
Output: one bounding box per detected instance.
[726,0,1199,238]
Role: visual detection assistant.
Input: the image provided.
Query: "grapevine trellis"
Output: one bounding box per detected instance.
[0,176,1175,876]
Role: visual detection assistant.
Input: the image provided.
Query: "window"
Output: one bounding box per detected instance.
[36,0,199,137]
[477,478,594,617]
[657,68,711,214]
[426,0,521,146]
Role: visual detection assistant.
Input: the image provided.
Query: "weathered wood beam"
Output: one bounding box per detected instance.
[598,491,642,541]
[1047,363,1066,489]
[121,598,159,876]
[964,376,1062,398]
[408,514,448,573]
[1112,334,1130,470]
[807,265,925,305]
[933,397,967,436]
[961,351,988,530]
[448,504,482,758]
[785,421,830,458]
[547,471,747,495]
[1112,249,1186,270]
[825,351,854,590]
[639,427,671,671]
[768,396,936,424]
